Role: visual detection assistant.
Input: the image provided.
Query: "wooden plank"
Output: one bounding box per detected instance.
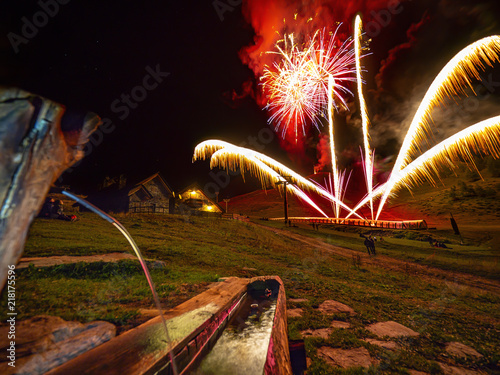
[47,277,249,375]
[0,88,101,290]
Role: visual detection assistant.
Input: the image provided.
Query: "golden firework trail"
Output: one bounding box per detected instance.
[328,75,341,218]
[210,147,330,217]
[354,15,374,220]
[194,140,364,219]
[376,35,500,220]
[194,30,500,223]
[346,115,500,219]
[391,115,500,190]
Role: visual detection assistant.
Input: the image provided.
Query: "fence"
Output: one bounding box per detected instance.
[128,202,222,218]
[270,217,428,230]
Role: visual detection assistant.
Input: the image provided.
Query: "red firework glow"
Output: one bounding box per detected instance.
[260,27,357,140]
[240,0,403,148]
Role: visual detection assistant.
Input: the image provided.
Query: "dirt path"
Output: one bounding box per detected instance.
[252,222,500,296]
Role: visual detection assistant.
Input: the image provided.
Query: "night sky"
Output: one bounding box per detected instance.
[1,0,500,197]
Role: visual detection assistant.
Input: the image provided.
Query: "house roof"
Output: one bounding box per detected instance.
[128,185,153,199]
[179,183,224,212]
[128,172,174,197]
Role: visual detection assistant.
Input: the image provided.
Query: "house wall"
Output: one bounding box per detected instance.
[128,177,174,213]
[180,189,222,213]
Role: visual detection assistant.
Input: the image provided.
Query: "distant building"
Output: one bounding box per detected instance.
[128,173,175,214]
[82,172,174,214]
[178,184,223,214]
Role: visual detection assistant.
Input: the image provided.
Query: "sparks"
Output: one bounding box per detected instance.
[194,22,500,224]
[376,35,500,220]
[346,116,500,219]
[354,15,374,220]
[261,25,357,140]
[194,140,364,219]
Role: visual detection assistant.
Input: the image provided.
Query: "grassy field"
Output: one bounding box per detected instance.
[2,210,499,374]
[254,219,500,281]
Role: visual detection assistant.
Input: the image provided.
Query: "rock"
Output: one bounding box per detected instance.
[306,357,312,367]
[363,338,400,350]
[242,267,257,271]
[366,321,419,338]
[5,320,115,375]
[438,362,483,375]
[445,342,482,359]
[330,320,350,329]
[301,328,333,339]
[287,308,304,318]
[408,370,429,375]
[0,315,83,357]
[317,346,378,368]
[318,300,356,315]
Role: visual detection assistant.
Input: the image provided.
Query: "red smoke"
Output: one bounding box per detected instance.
[239,1,406,154]
[314,134,331,172]
[375,12,430,94]
[240,0,399,78]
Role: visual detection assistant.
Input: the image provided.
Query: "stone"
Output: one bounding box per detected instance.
[4,319,115,375]
[366,321,419,338]
[445,342,482,359]
[330,320,350,329]
[317,300,356,315]
[287,308,304,318]
[242,267,257,271]
[408,370,429,375]
[363,338,400,350]
[0,315,83,355]
[438,362,483,375]
[300,328,333,339]
[317,346,378,368]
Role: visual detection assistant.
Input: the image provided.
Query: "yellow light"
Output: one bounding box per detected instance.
[207,205,213,211]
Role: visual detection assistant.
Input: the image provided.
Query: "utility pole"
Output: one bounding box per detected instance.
[276,176,292,225]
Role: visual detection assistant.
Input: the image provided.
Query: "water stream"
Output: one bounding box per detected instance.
[191,283,278,375]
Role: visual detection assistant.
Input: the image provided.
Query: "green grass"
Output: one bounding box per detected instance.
[2,212,499,373]
[254,219,500,281]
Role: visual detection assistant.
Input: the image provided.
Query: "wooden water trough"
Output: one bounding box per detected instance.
[47,276,292,375]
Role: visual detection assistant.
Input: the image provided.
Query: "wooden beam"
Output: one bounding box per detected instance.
[0,88,101,290]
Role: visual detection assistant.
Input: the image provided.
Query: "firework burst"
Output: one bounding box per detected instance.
[194,19,500,224]
[261,25,357,140]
